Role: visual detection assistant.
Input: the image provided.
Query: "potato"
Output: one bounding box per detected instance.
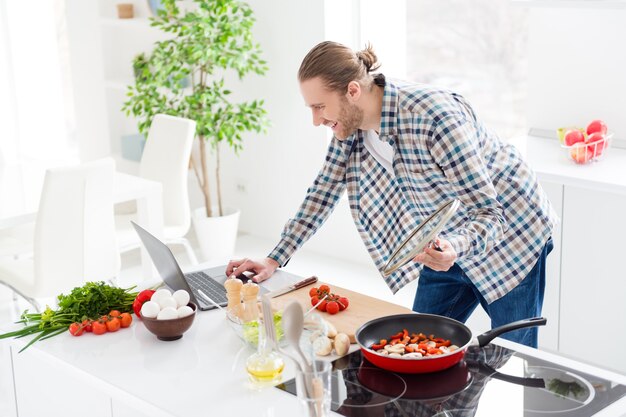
[333,333,350,356]
[313,336,333,356]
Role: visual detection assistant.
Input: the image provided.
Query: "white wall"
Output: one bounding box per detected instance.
[188,0,373,266]
[65,0,110,161]
[527,4,626,140]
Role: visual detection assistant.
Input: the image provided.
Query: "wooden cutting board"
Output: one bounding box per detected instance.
[270,282,412,343]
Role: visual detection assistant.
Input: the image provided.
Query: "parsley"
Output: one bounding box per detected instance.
[0,281,138,352]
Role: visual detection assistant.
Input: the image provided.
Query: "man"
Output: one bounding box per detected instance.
[226,41,557,348]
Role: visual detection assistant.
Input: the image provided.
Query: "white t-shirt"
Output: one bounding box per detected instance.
[363,129,394,177]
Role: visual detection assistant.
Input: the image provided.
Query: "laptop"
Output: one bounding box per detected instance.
[131,221,267,311]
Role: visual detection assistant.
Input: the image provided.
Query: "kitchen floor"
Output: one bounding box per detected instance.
[0,232,422,416]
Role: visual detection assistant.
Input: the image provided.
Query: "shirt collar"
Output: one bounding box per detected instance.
[378,76,398,143]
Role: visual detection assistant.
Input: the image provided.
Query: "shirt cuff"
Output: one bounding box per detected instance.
[444,234,470,259]
[267,240,296,267]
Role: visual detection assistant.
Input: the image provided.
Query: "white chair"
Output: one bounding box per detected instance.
[115,114,198,264]
[0,158,120,310]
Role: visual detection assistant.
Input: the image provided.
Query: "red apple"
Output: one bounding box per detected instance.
[586,119,607,136]
[585,132,607,157]
[570,145,593,164]
[564,129,585,146]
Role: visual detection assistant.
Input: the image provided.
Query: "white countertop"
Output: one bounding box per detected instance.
[4,266,626,417]
[525,135,626,194]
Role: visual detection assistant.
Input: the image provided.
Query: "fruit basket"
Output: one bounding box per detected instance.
[557,120,612,165]
[560,133,612,165]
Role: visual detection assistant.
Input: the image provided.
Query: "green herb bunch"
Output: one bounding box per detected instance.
[0,282,138,352]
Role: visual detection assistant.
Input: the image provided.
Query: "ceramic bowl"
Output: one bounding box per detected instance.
[142,302,197,341]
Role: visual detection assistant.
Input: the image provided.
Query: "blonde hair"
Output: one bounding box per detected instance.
[298,41,381,92]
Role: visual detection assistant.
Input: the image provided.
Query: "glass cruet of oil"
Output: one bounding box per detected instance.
[246,324,284,384]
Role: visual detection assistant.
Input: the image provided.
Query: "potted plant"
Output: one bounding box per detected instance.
[122,0,269,259]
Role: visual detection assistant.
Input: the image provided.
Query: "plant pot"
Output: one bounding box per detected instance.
[192,206,240,261]
[116,4,134,19]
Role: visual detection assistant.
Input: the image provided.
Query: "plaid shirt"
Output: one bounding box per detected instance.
[269,76,557,303]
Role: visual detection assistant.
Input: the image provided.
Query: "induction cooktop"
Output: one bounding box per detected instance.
[276,345,626,416]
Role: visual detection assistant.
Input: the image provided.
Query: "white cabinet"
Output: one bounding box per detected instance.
[558,186,626,374]
[537,180,563,352]
[12,347,111,417]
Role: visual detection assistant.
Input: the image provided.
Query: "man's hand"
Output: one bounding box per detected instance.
[412,238,457,271]
[225,257,279,283]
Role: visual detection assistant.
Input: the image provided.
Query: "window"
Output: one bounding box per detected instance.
[0,0,77,163]
[405,0,530,139]
[341,0,530,139]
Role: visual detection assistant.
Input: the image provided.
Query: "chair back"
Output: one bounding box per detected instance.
[33,158,120,296]
[140,114,196,236]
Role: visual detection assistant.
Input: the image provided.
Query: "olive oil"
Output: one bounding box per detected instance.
[246,326,284,383]
[246,353,285,381]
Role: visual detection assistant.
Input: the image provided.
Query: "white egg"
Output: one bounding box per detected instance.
[172,289,190,308]
[177,306,194,318]
[157,296,178,310]
[140,301,160,318]
[157,307,179,320]
[151,288,172,304]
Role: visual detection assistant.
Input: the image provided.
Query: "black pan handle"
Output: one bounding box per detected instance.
[469,362,545,388]
[476,317,547,347]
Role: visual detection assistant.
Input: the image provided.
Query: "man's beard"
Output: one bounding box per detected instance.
[334,96,364,141]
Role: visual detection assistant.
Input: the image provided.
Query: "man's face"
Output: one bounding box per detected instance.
[300,77,363,141]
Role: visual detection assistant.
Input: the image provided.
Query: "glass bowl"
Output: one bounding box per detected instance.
[227,310,286,349]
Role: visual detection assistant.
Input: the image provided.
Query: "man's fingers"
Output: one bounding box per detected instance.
[251,270,270,283]
[225,259,244,276]
[227,258,252,277]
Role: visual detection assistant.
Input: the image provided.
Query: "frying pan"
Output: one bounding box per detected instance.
[355,313,546,374]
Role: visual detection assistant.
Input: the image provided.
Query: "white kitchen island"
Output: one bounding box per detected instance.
[3,135,626,416]
[3,267,626,417]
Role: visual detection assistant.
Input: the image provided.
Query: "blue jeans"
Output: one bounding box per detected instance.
[412,238,553,348]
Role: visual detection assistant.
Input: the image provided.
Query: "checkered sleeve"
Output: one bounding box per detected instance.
[267,137,351,266]
[429,115,506,260]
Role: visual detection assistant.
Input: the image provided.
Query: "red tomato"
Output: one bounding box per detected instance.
[308,287,318,297]
[586,132,606,157]
[338,297,349,311]
[317,300,328,312]
[81,319,92,332]
[326,301,339,315]
[109,310,121,318]
[564,129,585,147]
[310,296,320,306]
[586,119,607,136]
[318,284,330,294]
[119,313,132,328]
[570,146,593,164]
[92,321,107,335]
[106,317,121,332]
[69,322,84,336]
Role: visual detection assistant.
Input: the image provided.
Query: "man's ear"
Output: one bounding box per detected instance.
[346,81,361,102]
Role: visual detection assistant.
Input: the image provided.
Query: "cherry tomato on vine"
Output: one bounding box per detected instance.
[69,322,84,336]
[106,317,121,332]
[119,313,132,328]
[92,321,107,335]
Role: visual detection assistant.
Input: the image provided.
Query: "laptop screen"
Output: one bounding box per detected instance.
[131,221,197,300]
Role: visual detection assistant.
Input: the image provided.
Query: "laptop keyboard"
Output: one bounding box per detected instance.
[186,271,228,306]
